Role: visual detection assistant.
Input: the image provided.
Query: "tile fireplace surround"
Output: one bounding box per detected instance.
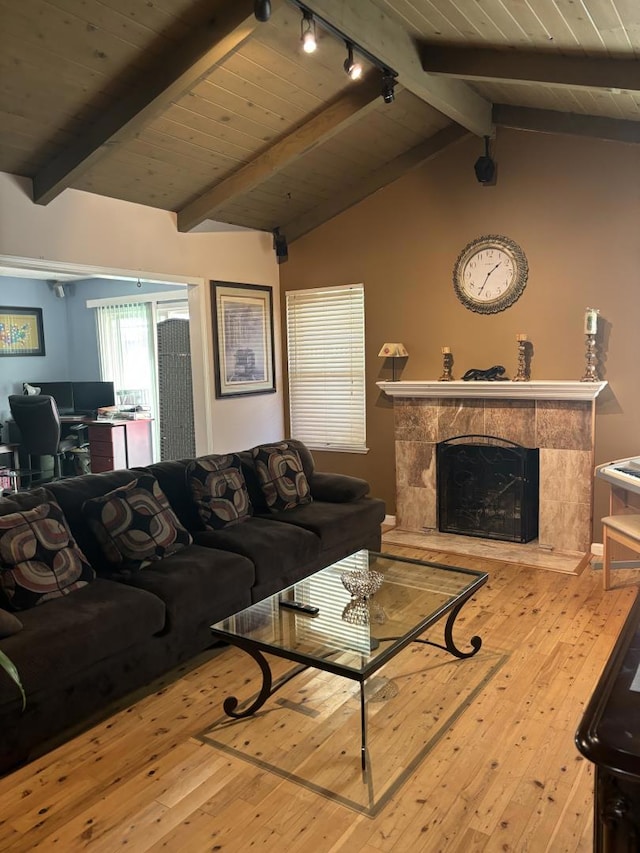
[377,381,607,555]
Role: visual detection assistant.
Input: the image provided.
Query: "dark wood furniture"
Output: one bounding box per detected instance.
[83,419,153,472]
[575,592,640,851]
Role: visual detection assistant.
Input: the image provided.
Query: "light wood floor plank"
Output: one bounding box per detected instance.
[0,542,636,852]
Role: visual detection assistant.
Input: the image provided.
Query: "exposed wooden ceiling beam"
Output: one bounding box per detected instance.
[421,46,640,92]
[283,124,469,242]
[299,0,492,137]
[177,74,384,233]
[494,105,640,144]
[32,0,271,206]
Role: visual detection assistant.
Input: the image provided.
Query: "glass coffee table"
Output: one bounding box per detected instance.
[210,549,488,770]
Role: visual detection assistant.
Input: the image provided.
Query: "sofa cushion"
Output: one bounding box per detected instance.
[0,609,22,637]
[47,470,139,573]
[187,454,252,530]
[251,443,312,511]
[193,517,320,594]
[0,488,56,516]
[0,578,166,702]
[140,460,202,532]
[117,544,255,639]
[258,497,386,552]
[308,472,370,502]
[82,473,192,572]
[0,501,95,611]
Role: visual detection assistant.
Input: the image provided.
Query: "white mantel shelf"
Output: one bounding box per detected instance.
[376,380,608,401]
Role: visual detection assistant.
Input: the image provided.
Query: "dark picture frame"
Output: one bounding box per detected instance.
[0,306,45,357]
[211,282,275,398]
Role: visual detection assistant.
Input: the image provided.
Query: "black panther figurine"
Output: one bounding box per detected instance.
[462,365,509,381]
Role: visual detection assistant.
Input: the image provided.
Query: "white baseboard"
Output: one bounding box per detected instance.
[384,514,396,528]
[591,542,603,556]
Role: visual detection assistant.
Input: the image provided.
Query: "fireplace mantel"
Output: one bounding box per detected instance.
[377,379,607,401]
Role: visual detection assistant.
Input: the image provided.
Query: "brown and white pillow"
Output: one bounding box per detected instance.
[0,501,95,611]
[82,473,192,571]
[251,442,312,512]
[187,454,252,530]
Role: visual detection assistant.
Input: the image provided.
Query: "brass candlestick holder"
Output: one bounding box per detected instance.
[513,336,530,381]
[439,349,453,381]
[581,333,599,381]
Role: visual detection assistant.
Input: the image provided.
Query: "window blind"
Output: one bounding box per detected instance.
[286,283,366,452]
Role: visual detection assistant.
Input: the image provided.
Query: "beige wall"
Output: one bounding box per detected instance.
[0,172,284,454]
[280,128,640,538]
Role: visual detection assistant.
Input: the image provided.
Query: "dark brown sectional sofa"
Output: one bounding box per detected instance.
[0,439,385,775]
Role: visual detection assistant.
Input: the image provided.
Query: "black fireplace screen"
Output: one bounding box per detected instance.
[437,435,539,543]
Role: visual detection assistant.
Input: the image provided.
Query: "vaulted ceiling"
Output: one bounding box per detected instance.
[3,0,639,242]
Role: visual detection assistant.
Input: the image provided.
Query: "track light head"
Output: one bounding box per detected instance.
[474,135,496,184]
[381,71,395,103]
[343,43,362,80]
[273,228,288,264]
[300,10,317,53]
[254,0,271,22]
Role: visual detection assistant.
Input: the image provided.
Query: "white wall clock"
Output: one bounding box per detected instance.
[453,235,528,314]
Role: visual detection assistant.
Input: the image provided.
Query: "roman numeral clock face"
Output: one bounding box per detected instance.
[453,235,528,314]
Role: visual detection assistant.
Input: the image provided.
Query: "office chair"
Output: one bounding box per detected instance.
[8,394,86,482]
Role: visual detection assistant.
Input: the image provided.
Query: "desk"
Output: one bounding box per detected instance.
[62,417,153,472]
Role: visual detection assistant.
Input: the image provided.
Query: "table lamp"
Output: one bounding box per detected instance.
[378,343,408,381]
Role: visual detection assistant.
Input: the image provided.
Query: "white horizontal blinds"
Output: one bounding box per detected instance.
[287,284,366,451]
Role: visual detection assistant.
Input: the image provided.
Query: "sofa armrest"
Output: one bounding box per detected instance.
[308,472,370,503]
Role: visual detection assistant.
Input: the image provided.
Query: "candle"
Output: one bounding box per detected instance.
[584,308,599,335]
[441,346,451,354]
[516,333,527,342]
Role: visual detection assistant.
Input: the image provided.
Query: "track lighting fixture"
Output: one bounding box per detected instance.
[254,0,271,23]
[381,71,395,103]
[289,0,398,103]
[273,227,288,264]
[343,42,362,80]
[474,135,496,184]
[300,10,317,53]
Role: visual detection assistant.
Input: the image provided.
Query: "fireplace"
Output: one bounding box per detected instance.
[437,435,539,543]
[379,380,607,554]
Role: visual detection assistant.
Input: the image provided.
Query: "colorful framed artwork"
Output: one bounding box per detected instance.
[211,282,275,398]
[0,307,45,357]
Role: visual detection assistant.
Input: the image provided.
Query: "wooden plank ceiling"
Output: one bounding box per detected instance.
[2,0,639,242]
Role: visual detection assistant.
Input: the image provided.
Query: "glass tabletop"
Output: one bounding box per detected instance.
[211,550,488,678]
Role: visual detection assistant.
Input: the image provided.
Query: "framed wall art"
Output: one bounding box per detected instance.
[211,282,275,398]
[0,307,45,357]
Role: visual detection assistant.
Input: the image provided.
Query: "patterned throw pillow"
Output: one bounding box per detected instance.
[187,454,252,530]
[82,474,192,571]
[0,501,95,611]
[251,443,312,512]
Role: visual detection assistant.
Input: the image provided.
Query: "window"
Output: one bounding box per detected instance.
[90,291,194,462]
[94,302,158,414]
[286,283,366,452]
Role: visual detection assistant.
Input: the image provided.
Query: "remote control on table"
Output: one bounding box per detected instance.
[279,600,319,616]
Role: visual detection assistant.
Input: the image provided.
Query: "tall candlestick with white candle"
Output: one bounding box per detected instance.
[584,308,599,336]
[581,308,600,381]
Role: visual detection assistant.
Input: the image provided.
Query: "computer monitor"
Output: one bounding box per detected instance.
[71,381,116,414]
[26,381,75,415]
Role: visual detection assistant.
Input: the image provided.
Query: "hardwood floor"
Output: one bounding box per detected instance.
[1,544,638,852]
